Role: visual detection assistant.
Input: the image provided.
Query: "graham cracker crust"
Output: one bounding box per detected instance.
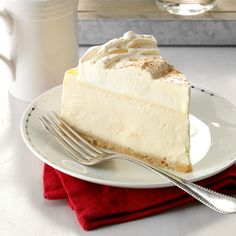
[78,131,192,173]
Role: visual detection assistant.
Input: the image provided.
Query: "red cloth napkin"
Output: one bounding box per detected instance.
[43,164,236,231]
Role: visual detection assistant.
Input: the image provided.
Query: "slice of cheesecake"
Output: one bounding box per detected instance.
[61,31,192,172]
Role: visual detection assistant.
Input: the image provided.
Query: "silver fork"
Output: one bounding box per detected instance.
[39,111,236,214]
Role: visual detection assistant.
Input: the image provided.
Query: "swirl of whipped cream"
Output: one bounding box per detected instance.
[80,31,160,68]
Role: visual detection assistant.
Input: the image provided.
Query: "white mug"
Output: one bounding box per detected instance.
[0,0,78,102]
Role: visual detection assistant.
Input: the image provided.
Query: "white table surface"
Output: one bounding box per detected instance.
[0,46,236,236]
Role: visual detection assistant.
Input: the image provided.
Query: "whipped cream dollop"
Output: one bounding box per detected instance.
[80,31,160,68]
[76,32,189,113]
[79,31,187,84]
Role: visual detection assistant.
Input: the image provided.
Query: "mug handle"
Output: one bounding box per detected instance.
[0,10,15,80]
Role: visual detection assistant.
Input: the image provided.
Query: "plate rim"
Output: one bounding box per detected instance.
[20,84,236,188]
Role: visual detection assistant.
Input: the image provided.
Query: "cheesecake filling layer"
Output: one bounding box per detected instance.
[61,69,191,172]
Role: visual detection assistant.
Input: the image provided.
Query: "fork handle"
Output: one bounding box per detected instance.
[116,155,236,214]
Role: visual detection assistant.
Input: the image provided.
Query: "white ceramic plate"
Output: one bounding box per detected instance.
[21,85,236,188]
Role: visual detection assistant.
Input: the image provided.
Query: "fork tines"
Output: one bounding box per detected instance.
[39,111,105,165]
